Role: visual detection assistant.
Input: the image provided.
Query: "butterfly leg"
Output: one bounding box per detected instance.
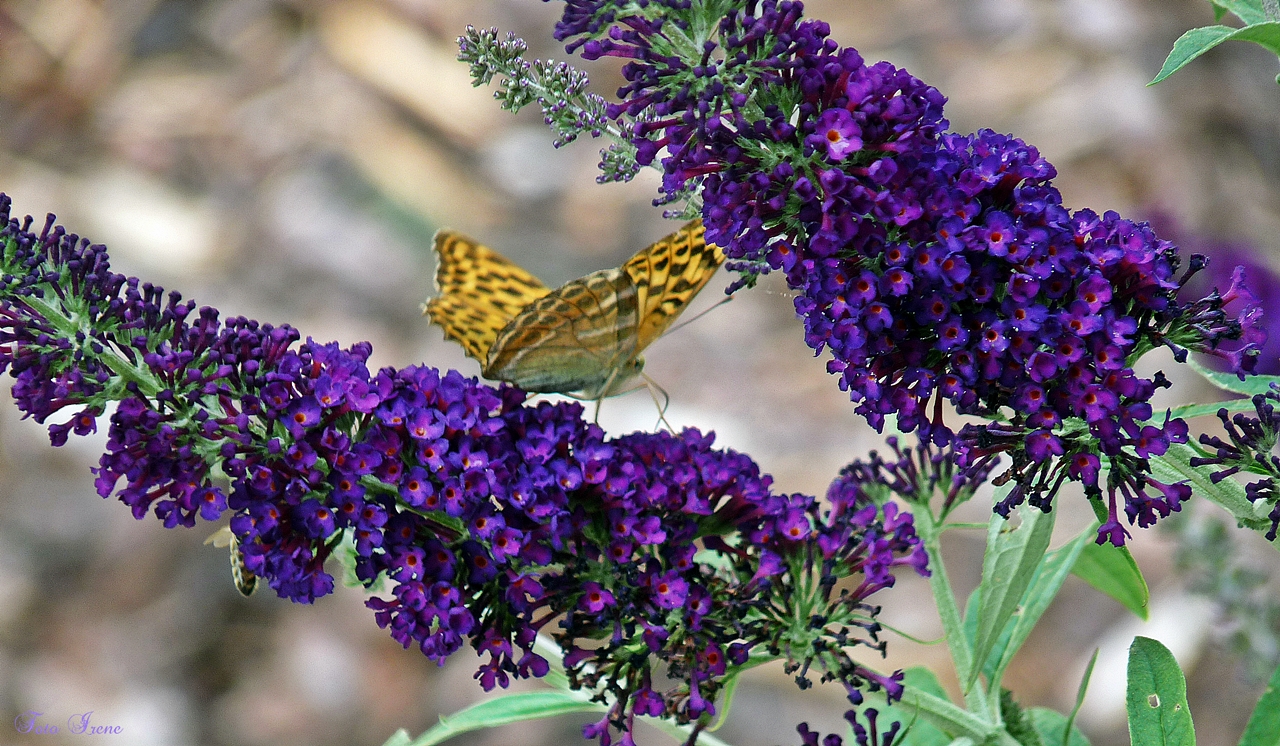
[591,367,627,424]
[640,371,674,432]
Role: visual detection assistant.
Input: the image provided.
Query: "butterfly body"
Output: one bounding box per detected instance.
[425,220,722,399]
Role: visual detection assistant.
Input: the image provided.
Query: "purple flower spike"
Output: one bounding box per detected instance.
[0,192,926,746]
[549,0,1252,538]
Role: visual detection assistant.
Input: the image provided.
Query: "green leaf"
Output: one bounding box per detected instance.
[969,502,1056,689]
[1169,398,1256,421]
[414,634,747,746]
[1239,661,1280,746]
[869,678,1002,743]
[1186,358,1280,397]
[1064,649,1100,746]
[1150,444,1271,534]
[1211,0,1272,24]
[1028,709,1092,746]
[1151,25,1237,83]
[706,669,742,733]
[1152,22,1280,84]
[1072,540,1150,620]
[380,729,413,746]
[1126,637,1197,746]
[644,716,737,746]
[877,667,955,746]
[962,585,981,650]
[985,525,1096,687]
[407,691,605,746]
[1232,19,1280,50]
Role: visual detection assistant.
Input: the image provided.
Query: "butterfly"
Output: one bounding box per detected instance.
[423,220,724,402]
[205,526,257,597]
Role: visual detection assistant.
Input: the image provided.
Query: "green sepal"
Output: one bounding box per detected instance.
[1126,637,1197,746]
[1151,22,1280,84]
[1238,661,1280,746]
[1072,540,1150,620]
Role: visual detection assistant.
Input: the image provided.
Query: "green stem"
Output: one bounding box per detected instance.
[940,522,989,532]
[913,508,990,716]
[24,292,161,395]
[893,685,1023,746]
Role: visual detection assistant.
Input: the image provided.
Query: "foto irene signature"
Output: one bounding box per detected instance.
[14,710,122,735]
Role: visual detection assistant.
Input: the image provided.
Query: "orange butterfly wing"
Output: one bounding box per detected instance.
[423,230,551,363]
[484,269,641,396]
[425,220,723,399]
[622,219,725,351]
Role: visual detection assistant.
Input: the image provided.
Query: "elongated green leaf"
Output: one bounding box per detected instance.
[985,526,1095,687]
[962,586,980,649]
[644,714,736,746]
[1239,661,1280,746]
[1232,21,1280,52]
[1186,359,1280,397]
[706,670,742,732]
[1152,25,1240,83]
[1151,444,1271,534]
[408,691,604,746]
[1152,22,1280,83]
[1169,399,1256,421]
[1028,708,1091,746]
[870,679,1000,743]
[969,503,1055,689]
[1211,0,1271,25]
[1064,649,1100,746]
[1072,540,1150,620]
[1126,637,1196,746]
[381,730,413,746]
[876,667,955,746]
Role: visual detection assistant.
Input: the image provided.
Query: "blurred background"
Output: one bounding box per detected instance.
[0,0,1278,744]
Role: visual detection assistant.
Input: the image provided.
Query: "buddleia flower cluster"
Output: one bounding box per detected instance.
[1192,390,1280,540]
[456,26,615,150]
[0,195,924,746]
[532,0,1266,545]
[828,435,997,517]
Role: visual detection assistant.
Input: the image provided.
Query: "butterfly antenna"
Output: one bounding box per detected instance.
[664,294,734,337]
[640,371,674,432]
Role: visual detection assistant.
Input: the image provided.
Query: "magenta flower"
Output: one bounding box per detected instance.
[808,107,863,160]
